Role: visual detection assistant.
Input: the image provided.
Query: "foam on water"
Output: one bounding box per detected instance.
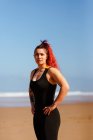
[0,92,28,97]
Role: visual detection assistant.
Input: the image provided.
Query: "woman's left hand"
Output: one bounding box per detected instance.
[43,103,57,115]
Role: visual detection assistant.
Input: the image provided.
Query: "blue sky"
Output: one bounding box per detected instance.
[0,0,93,92]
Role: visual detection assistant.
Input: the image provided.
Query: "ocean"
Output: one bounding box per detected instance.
[0,91,93,107]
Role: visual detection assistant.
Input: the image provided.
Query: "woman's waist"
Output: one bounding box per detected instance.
[34,101,55,113]
[34,107,60,119]
[35,102,54,109]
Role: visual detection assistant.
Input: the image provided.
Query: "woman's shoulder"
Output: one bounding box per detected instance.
[31,68,38,73]
[48,67,60,73]
[47,67,61,77]
[30,68,38,79]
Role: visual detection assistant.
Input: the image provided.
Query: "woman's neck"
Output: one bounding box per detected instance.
[38,64,49,71]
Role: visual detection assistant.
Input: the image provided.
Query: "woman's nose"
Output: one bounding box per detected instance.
[38,54,41,58]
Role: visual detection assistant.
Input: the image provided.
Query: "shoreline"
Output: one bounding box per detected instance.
[0,92,93,107]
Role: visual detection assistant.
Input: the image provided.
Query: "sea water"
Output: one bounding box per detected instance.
[0,91,93,107]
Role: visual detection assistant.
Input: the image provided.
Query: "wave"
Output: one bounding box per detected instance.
[0,92,28,97]
[0,91,93,97]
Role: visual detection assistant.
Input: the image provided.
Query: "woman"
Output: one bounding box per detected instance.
[29,40,69,140]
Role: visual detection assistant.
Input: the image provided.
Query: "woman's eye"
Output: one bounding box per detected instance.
[34,53,45,57]
[35,54,38,56]
[41,53,44,56]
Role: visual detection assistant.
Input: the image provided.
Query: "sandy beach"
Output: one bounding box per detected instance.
[0,103,93,140]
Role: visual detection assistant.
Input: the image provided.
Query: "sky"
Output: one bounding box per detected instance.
[0,0,93,92]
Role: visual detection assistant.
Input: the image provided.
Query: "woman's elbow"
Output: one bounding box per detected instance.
[64,84,70,95]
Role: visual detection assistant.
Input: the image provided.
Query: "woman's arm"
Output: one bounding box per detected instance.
[50,67,69,106]
[43,67,70,115]
[29,87,35,106]
[29,71,35,114]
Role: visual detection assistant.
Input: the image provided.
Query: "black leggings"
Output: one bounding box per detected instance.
[33,108,60,140]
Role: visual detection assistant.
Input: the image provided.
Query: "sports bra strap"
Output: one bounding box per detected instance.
[32,67,52,79]
[32,69,38,79]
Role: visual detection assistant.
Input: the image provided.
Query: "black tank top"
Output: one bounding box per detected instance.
[30,68,57,112]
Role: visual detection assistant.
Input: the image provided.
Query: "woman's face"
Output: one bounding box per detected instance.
[34,48,48,65]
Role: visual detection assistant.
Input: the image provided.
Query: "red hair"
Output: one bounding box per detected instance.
[34,40,59,69]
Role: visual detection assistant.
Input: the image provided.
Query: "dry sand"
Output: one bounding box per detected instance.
[0,103,93,140]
